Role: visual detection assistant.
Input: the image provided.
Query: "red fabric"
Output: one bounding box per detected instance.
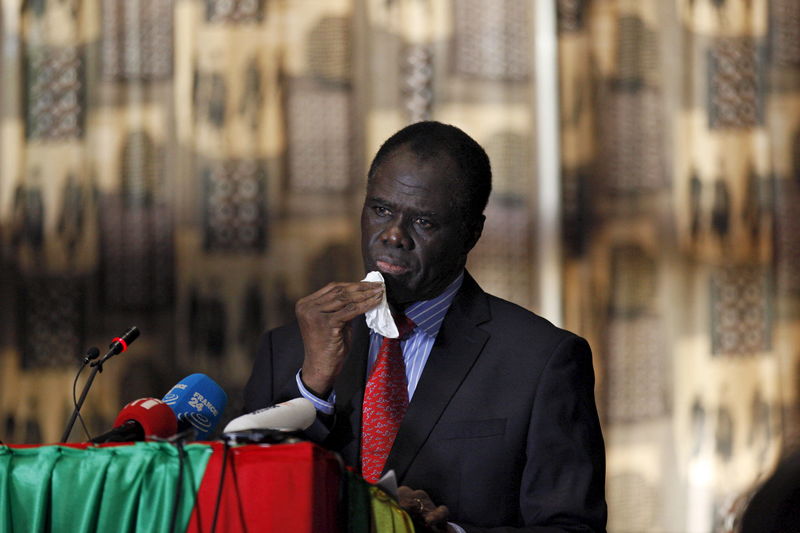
[186,441,342,533]
[361,316,415,483]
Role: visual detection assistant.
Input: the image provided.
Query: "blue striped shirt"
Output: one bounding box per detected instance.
[297,272,464,415]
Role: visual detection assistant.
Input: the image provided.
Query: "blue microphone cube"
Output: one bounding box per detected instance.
[162,374,228,440]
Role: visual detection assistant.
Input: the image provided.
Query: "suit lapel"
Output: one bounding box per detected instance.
[385,273,491,481]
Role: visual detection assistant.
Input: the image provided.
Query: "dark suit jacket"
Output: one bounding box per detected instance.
[244,273,607,532]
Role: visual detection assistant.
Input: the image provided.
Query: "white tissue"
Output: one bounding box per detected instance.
[362,271,399,338]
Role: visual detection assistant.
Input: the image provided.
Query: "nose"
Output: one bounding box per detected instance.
[380,222,413,249]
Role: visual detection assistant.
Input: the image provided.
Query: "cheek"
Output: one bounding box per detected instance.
[421,236,465,267]
[361,220,379,243]
[417,239,449,268]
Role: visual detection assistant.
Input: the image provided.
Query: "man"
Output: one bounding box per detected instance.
[244,121,607,532]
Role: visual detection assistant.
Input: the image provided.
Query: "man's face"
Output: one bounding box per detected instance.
[361,145,481,307]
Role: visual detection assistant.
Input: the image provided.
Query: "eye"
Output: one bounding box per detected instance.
[374,206,391,217]
[415,217,434,230]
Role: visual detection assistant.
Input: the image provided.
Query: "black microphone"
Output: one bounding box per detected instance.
[91,326,139,367]
[82,347,100,365]
[91,420,145,443]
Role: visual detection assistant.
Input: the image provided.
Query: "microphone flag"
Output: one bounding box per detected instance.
[223,397,316,433]
[91,398,177,443]
[162,374,228,440]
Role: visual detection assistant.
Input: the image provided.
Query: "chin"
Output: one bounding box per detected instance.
[382,277,417,306]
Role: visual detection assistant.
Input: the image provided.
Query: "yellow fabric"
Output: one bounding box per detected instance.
[368,487,416,533]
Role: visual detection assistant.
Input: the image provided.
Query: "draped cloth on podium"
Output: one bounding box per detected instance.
[0,442,212,533]
[0,441,414,533]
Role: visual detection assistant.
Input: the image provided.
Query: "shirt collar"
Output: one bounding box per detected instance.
[403,272,464,337]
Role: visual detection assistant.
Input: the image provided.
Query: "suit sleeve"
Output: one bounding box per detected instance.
[243,327,305,412]
[244,330,274,413]
[243,326,336,443]
[463,335,607,533]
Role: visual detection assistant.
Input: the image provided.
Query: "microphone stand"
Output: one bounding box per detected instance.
[60,327,139,443]
[60,354,103,443]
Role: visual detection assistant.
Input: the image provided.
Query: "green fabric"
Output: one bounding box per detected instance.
[346,470,372,533]
[0,443,213,533]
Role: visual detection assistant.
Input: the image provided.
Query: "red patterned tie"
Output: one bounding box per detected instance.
[361,315,416,483]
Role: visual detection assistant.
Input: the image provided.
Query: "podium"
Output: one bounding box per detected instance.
[187,441,341,533]
[0,441,414,533]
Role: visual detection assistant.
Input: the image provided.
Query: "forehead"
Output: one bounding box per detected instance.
[367,147,464,208]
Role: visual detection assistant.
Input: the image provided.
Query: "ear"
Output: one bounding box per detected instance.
[463,215,485,253]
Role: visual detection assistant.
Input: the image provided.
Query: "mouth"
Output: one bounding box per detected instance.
[376,259,411,276]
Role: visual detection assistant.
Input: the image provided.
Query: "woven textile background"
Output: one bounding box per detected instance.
[0,1,798,532]
[559,1,800,531]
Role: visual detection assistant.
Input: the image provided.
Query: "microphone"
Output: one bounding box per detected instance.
[90,398,177,443]
[82,347,100,365]
[110,326,139,353]
[223,398,316,433]
[162,374,228,440]
[61,327,141,443]
[91,326,140,368]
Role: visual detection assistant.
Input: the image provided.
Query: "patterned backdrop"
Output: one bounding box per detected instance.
[559,1,800,531]
[0,1,798,532]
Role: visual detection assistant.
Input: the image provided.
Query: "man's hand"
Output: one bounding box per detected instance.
[297,281,384,397]
[397,486,453,533]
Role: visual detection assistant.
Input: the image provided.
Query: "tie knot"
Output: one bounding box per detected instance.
[395,314,416,340]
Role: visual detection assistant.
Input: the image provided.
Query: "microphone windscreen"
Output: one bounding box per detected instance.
[112,398,178,439]
[162,374,227,440]
[223,398,316,433]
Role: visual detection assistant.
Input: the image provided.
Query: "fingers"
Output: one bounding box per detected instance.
[300,282,384,317]
[423,505,450,528]
[296,281,385,393]
[307,281,382,302]
[397,486,449,531]
[313,280,382,296]
[397,485,415,502]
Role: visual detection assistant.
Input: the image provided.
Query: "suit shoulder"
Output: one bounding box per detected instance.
[255,320,302,348]
[253,321,305,370]
[482,293,587,349]
[270,320,303,341]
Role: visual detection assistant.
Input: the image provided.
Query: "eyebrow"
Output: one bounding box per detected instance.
[366,196,439,218]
